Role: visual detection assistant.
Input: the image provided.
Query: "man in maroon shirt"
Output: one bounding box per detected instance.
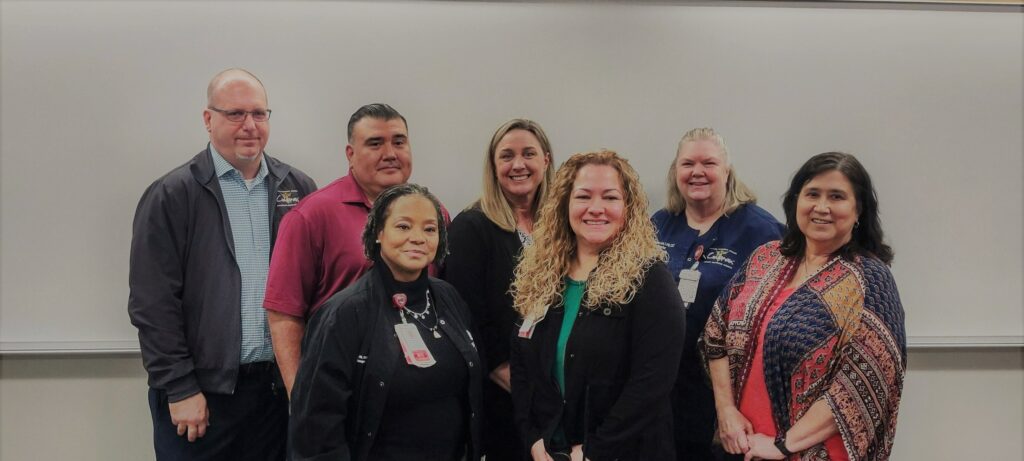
[263,103,416,395]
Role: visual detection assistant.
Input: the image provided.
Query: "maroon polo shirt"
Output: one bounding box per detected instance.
[264,174,447,319]
[264,174,374,318]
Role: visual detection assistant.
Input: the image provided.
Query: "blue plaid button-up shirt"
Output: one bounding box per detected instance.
[210,147,274,364]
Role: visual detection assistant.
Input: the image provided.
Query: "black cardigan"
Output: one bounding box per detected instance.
[441,207,523,373]
[509,261,685,461]
[289,268,484,461]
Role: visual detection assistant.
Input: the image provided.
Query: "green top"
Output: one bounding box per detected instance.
[555,278,586,396]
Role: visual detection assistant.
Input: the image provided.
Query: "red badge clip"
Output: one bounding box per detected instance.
[392,293,407,310]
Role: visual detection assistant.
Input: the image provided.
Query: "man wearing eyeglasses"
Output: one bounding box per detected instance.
[129,68,316,460]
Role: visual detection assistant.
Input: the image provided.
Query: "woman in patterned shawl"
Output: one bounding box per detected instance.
[703,152,906,461]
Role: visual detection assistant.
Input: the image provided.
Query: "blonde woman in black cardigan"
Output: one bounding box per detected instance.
[443,119,555,461]
[510,151,685,461]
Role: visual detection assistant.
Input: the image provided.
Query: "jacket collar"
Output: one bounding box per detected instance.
[190,144,291,188]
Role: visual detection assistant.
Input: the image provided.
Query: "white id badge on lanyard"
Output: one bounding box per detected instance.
[678,264,701,306]
[394,323,436,368]
[518,316,537,339]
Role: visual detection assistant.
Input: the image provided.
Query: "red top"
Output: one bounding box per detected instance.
[264,174,448,318]
[264,175,375,318]
[739,286,848,461]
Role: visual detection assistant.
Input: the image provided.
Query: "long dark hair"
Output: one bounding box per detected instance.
[780,152,893,265]
[362,183,449,265]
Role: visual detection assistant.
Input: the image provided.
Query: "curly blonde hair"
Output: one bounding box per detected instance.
[512,150,665,320]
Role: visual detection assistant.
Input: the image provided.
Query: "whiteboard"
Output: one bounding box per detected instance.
[2,1,1021,353]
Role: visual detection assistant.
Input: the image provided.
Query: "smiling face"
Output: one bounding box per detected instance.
[675,139,729,209]
[203,77,269,168]
[796,169,859,254]
[494,129,550,205]
[377,194,439,282]
[347,117,412,201]
[568,164,626,257]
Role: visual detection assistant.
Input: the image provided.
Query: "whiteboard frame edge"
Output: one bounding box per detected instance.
[2,336,1023,355]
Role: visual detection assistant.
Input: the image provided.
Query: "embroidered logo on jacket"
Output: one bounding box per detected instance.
[276,190,300,207]
[704,247,737,269]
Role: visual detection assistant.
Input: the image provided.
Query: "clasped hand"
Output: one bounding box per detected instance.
[530,439,588,461]
[718,406,785,460]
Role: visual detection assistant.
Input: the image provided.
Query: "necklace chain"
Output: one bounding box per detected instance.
[799,255,836,283]
[400,289,442,339]
[402,291,431,319]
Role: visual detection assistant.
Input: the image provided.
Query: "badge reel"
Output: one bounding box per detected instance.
[392,293,436,368]
[678,245,703,308]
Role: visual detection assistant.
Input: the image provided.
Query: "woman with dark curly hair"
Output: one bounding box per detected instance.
[704,152,906,461]
[510,150,685,461]
[289,183,482,461]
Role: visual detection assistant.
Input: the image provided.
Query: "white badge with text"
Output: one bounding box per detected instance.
[678,268,701,305]
[394,323,436,368]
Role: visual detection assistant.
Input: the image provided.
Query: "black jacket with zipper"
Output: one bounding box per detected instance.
[510,261,685,461]
[128,147,316,401]
[289,267,484,461]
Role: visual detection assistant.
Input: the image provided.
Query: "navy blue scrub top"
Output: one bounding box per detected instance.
[651,203,784,358]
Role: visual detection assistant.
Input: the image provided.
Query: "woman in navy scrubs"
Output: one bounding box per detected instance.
[651,127,783,460]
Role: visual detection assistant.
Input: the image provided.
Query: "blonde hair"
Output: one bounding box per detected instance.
[476,119,555,232]
[512,150,665,320]
[664,127,756,215]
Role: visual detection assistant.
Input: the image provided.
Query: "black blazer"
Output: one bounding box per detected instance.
[289,268,484,461]
[509,261,685,461]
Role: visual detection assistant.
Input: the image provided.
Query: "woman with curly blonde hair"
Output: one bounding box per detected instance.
[509,150,686,461]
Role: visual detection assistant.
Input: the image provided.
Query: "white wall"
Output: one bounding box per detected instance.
[3,350,1021,460]
[2,0,1022,349]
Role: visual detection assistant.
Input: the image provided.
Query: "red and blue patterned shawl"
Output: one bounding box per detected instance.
[703,241,906,461]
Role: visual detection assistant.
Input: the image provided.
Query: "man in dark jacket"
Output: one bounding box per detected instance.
[128,68,316,460]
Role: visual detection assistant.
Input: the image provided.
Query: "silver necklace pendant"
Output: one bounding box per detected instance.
[432,329,442,339]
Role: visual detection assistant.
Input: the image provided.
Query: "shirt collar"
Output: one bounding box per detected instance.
[340,173,373,208]
[209,144,267,183]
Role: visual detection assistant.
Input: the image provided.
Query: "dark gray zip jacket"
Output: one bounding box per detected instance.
[128,147,316,401]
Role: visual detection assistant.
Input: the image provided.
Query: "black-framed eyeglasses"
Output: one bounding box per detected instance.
[208,107,271,122]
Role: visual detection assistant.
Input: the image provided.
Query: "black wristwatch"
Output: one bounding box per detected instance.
[774,433,794,456]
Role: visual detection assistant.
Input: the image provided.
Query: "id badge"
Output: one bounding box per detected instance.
[518,317,537,339]
[394,323,436,368]
[678,268,701,305]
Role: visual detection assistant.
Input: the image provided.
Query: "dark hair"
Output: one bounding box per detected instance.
[347,103,408,141]
[780,152,893,265]
[361,183,448,266]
